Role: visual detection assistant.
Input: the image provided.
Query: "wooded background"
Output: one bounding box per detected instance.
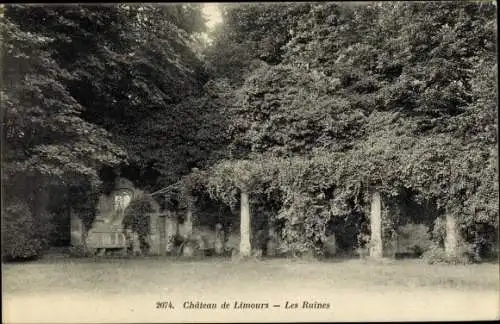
[1,2,497,262]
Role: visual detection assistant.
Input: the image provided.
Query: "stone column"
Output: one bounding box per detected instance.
[370,190,383,259]
[324,233,337,257]
[444,213,459,258]
[149,213,161,255]
[165,212,177,254]
[70,209,84,247]
[214,223,224,255]
[240,190,251,257]
[185,197,194,238]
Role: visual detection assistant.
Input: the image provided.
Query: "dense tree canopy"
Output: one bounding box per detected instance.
[1,2,497,260]
[205,3,312,84]
[4,4,210,190]
[2,12,126,183]
[201,1,497,255]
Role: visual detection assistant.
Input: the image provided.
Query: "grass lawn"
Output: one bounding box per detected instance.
[2,256,499,322]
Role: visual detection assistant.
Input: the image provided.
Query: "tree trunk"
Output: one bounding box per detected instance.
[444,213,459,258]
[370,190,383,259]
[239,190,251,257]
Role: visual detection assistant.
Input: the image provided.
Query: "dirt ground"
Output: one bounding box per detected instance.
[2,257,499,322]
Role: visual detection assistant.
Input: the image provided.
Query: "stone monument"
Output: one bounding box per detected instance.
[85,177,136,254]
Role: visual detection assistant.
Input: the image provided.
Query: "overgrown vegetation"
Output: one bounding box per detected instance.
[1,2,497,262]
[1,200,48,261]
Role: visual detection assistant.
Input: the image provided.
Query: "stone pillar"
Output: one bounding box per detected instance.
[149,213,161,255]
[214,223,224,255]
[70,209,84,247]
[324,233,337,257]
[444,213,459,258]
[165,212,177,254]
[370,190,383,259]
[240,190,251,257]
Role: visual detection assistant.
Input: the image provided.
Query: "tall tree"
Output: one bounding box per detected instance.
[2,7,126,187]
[6,4,210,191]
[205,3,311,85]
[1,8,126,258]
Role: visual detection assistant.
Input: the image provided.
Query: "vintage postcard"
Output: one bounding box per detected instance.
[1,2,498,323]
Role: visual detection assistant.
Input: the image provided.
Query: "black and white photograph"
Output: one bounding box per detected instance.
[1,1,498,323]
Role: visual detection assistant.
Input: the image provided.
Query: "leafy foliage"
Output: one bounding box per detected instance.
[5,4,209,191]
[2,2,497,259]
[201,1,498,254]
[123,194,160,239]
[1,199,48,260]
[397,224,432,256]
[2,12,126,182]
[228,63,363,156]
[421,243,478,265]
[205,3,311,84]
